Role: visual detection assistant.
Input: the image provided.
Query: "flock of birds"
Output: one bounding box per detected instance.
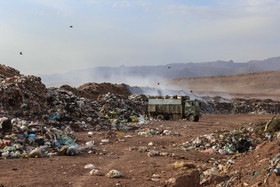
[19,25,74,56]
[17,25,186,91]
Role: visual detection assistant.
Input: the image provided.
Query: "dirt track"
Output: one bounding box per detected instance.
[0,114,274,187]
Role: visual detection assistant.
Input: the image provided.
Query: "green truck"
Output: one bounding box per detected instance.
[148,95,201,122]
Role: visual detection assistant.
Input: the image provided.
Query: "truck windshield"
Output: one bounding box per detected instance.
[186,101,194,106]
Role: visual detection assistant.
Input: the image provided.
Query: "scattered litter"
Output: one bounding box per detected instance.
[84,164,96,170]
[90,169,103,176]
[106,170,121,178]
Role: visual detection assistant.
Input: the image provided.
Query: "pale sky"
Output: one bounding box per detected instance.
[1,0,280,75]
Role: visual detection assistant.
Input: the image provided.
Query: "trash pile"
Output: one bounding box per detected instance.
[200,96,233,114]
[0,117,93,159]
[0,75,47,119]
[200,136,280,186]
[76,82,131,100]
[46,88,149,131]
[180,117,280,186]
[97,93,148,130]
[180,116,280,155]
[232,98,280,114]
[98,93,147,120]
[180,127,256,155]
[0,64,20,78]
[200,96,280,114]
[46,87,100,130]
[0,65,149,132]
[60,82,131,100]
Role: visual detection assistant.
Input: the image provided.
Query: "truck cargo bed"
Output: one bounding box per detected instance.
[148,104,182,114]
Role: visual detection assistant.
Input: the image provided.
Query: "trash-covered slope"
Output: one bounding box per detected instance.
[0,75,47,118]
[179,117,280,186]
[0,64,20,78]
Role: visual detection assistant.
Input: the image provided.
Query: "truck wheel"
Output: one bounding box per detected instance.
[194,116,199,122]
[157,114,164,120]
[164,115,170,120]
[187,114,195,122]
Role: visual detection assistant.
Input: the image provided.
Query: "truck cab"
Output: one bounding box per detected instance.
[185,99,200,122]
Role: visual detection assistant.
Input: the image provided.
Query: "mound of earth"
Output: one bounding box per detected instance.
[0,64,20,78]
[61,83,131,100]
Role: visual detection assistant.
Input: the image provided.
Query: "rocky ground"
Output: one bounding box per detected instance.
[1,114,280,187]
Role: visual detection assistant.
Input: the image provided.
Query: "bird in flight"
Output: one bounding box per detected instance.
[19,52,23,55]
[69,26,73,28]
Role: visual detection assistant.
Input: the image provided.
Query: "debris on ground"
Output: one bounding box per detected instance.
[180,117,280,186]
[180,127,256,155]
[106,169,121,178]
[0,117,90,159]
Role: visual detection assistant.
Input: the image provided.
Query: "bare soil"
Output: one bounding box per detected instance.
[0,114,275,187]
[164,70,280,101]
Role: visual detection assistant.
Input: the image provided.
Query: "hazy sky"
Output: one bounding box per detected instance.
[1,0,280,75]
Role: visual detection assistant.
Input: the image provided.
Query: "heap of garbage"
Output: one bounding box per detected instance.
[0,75,47,119]
[77,82,131,100]
[0,64,20,78]
[2,63,280,162]
[60,83,131,100]
[201,96,280,114]
[0,65,150,159]
[180,127,256,155]
[98,93,147,121]
[0,117,94,159]
[180,116,280,155]
[197,118,280,186]
[45,88,148,130]
[232,98,280,114]
[0,64,148,131]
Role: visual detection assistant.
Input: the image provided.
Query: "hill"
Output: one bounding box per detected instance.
[163,70,280,100]
[40,56,280,87]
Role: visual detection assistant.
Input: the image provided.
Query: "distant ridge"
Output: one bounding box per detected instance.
[40,56,280,87]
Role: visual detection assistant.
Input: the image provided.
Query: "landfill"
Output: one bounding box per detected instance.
[2,64,280,186]
[0,90,148,159]
[1,65,280,161]
[0,65,150,160]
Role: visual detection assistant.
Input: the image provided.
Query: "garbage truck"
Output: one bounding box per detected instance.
[148,95,201,122]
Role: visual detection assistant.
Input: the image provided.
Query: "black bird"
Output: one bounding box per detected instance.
[19,52,23,55]
[168,66,171,69]
[69,25,73,28]
[157,83,160,85]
